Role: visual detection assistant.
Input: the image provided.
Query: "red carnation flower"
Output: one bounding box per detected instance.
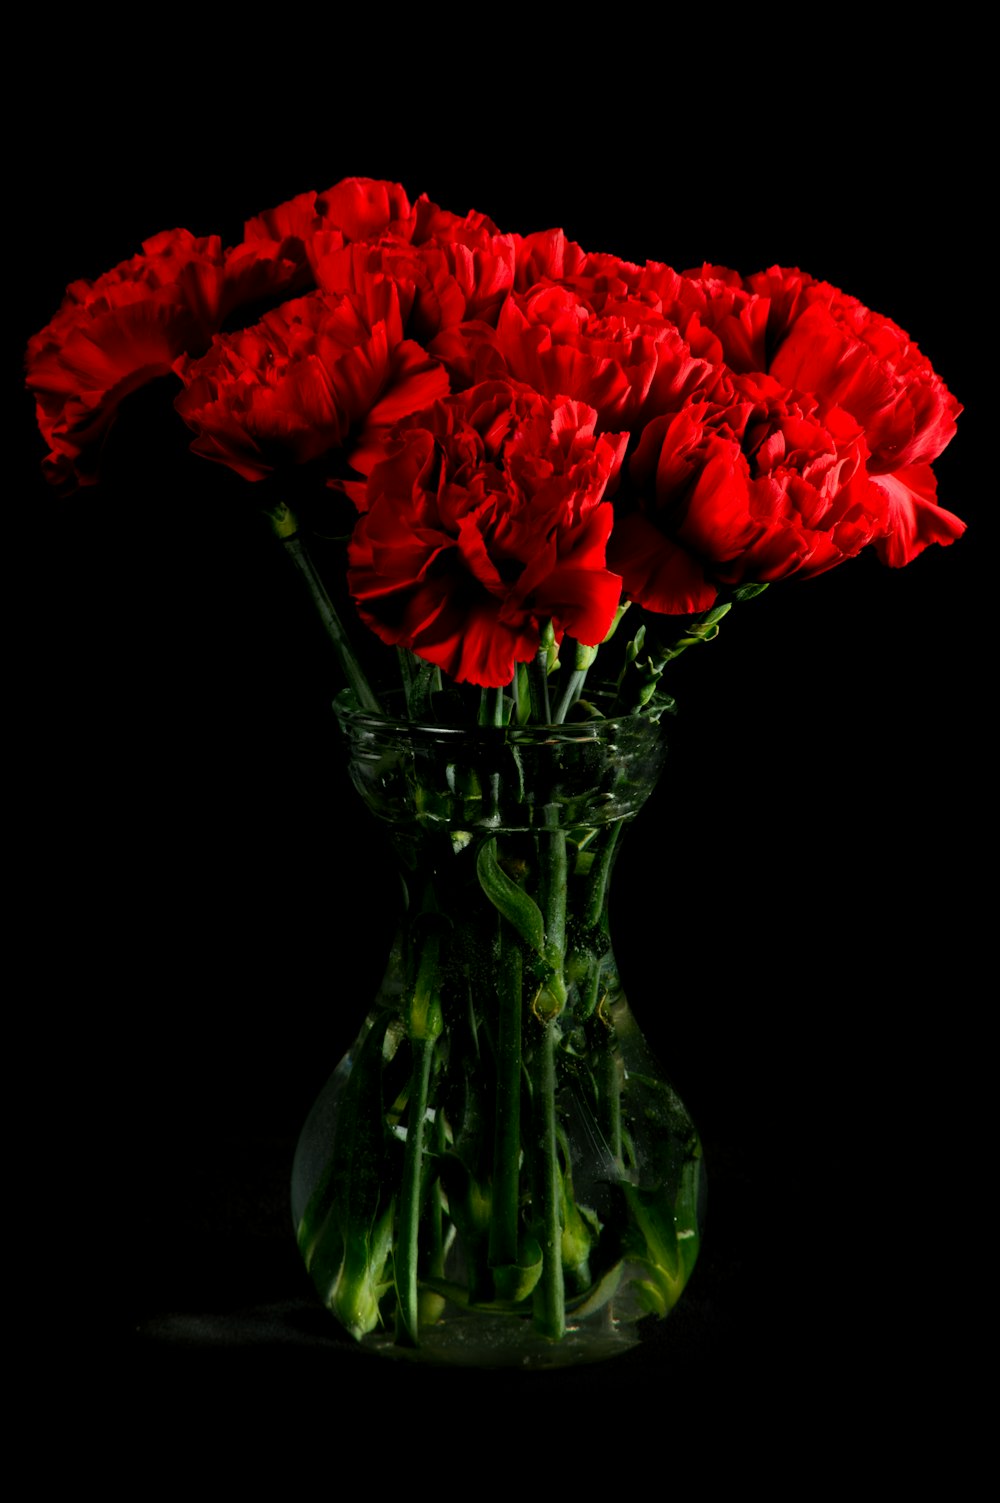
[611,373,890,614]
[638,262,770,371]
[651,264,965,566]
[312,218,516,342]
[513,229,643,311]
[347,381,627,686]
[476,284,712,432]
[26,228,305,490]
[244,177,415,267]
[174,280,449,482]
[753,272,964,564]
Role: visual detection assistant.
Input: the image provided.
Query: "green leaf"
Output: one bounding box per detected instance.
[398,648,438,720]
[643,691,677,723]
[565,1261,623,1319]
[559,1168,596,1291]
[329,1202,396,1341]
[298,1015,389,1263]
[476,838,545,953]
[491,1238,544,1303]
[420,1277,534,1316]
[622,1181,695,1316]
[297,1014,394,1339]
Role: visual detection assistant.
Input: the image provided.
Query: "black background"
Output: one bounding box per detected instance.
[17,38,988,1478]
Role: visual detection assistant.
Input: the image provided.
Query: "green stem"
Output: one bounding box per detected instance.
[580,954,602,1021]
[489,931,523,1272]
[529,647,551,725]
[530,817,570,1339]
[605,1039,623,1165]
[514,663,531,725]
[478,686,504,728]
[552,667,587,726]
[429,1108,447,1282]
[532,1016,565,1340]
[396,1037,434,1345]
[542,819,567,970]
[585,822,622,929]
[396,931,442,1347]
[277,524,382,715]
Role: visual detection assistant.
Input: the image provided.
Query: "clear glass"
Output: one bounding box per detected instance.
[292,695,703,1368]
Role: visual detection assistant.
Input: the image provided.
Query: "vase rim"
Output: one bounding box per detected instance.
[333,688,664,742]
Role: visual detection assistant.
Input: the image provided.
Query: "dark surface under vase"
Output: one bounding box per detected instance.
[291,698,703,1367]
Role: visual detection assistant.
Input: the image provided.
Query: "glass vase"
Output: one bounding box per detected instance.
[292,694,703,1368]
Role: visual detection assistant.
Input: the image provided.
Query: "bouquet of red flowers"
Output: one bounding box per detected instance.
[27,174,963,710]
[27,177,966,1363]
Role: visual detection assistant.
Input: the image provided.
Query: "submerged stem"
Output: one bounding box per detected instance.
[540,819,568,1014]
[528,818,572,1338]
[489,930,523,1272]
[531,1016,565,1340]
[396,1037,435,1346]
[604,1042,623,1165]
[585,822,622,929]
[395,930,442,1346]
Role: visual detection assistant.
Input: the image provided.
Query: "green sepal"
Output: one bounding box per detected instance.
[540,619,560,674]
[732,582,769,602]
[601,600,631,644]
[692,600,732,633]
[625,623,646,665]
[264,500,299,539]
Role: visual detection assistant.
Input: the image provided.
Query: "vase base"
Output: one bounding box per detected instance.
[358,1313,642,1370]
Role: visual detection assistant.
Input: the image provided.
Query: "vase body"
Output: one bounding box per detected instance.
[292,698,703,1367]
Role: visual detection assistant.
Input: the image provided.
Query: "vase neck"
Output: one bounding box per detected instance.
[337,707,668,836]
